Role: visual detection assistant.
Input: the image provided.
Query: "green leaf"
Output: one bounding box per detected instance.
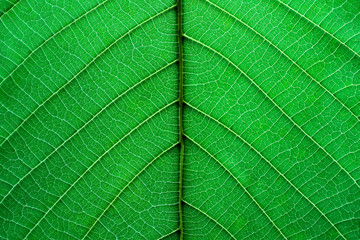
[1,0,359,239]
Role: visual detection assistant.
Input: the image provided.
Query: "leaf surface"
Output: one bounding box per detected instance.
[1,0,359,239]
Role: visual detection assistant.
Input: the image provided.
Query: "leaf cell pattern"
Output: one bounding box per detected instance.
[0,0,359,239]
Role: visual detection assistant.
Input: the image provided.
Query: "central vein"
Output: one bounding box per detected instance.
[177,0,185,239]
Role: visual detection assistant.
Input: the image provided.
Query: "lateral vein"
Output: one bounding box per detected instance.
[81,143,179,239]
[204,0,360,122]
[23,101,177,238]
[185,101,346,239]
[276,0,360,58]
[185,134,288,239]
[0,60,178,205]
[183,200,237,240]
[0,4,176,148]
[184,33,359,190]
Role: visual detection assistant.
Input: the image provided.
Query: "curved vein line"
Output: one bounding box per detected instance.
[24,101,176,238]
[182,200,236,239]
[185,134,287,239]
[81,143,178,239]
[185,101,346,239]
[205,0,359,121]
[0,5,176,147]
[275,0,360,58]
[0,0,21,18]
[1,0,111,83]
[184,34,359,189]
[157,228,180,240]
[0,60,177,205]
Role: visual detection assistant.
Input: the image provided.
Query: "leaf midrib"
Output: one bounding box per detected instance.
[177,0,185,239]
[1,0,358,239]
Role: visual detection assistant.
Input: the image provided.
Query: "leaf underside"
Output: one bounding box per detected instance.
[0,0,359,239]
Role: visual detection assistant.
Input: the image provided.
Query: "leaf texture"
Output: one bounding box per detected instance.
[0,0,359,239]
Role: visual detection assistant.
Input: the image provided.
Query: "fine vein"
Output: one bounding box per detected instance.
[24,101,177,238]
[184,33,359,189]
[0,4,176,148]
